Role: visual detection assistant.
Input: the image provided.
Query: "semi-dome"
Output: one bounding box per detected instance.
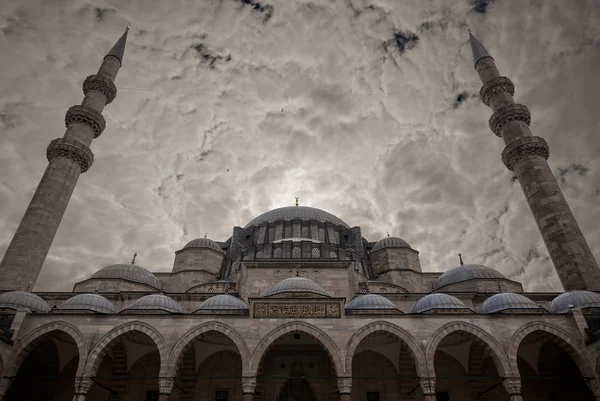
[91,264,161,289]
[548,290,600,313]
[57,293,115,314]
[126,294,182,313]
[347,294,398,310]
[266,277,329,297]
[481,293,541,314]
[197,294,248,310]
[244,206,349,228]
[435,264,507,289]
[372,236,411,252]
[412,293,469,314]
[0,291,50,313]
[184,238,222,253]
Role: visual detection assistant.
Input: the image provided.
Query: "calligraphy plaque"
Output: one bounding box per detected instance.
[253,303,341,318]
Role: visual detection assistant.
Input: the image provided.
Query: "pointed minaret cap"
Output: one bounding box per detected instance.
[467,27,493,68]
[106,24,130,66]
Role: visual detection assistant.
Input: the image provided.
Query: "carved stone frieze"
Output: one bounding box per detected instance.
[501,136,549,171]
[242,377,257,394]
[47,138,94,172]
[253,303,340,318]
[479,76,515,106]
[74,377,94,394]
[337,377,352,394]
[419,377,436,395]
[83,74,117,104]
[488,103,531,138]
[65,105,106,138]
[502,377,522,395]
[159,377,174,394]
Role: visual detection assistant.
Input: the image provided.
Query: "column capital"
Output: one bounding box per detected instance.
[502,376,522,396]
[489,103,531,138]
[501,136,549,171]
[159,377,174,395]
[74,377,94,395]
[419,377,436,395]
[242,377,257,394]
[337,377,351,394]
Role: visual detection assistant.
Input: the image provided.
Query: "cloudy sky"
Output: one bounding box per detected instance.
[1,0,599,292]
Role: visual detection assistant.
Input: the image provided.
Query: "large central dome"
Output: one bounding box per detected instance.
[244,206,349,228]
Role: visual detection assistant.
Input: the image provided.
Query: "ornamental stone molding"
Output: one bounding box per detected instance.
[47,138,94,173]
[65,105,106,138]
[159,377,174,394]
[337,377,352,394]
[242,377,257,394]
[488,103,531,138]
[479,76,515,106]
[501,136,550,172]
[74,377,94,395]
[502,377,522,396]
[83,74,117,104]
[419,377,436,395]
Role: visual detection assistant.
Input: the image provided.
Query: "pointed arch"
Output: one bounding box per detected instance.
[249,321,344,376]
[425,321,510,377]
[84,321,168,378]
[167,321,250,376]
[344,321,427,378]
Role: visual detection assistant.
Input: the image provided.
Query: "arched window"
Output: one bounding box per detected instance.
[292,247,301,258]
[256,250,264,259]
[332,231,340,245]
[253,231,260,244]
[318,228,326,241]
[329,251,337,259]
[311,247,321,258]
[273,248,282,258]
[268,228,275,242]
[285,226,292,238]
[301,226,309,238]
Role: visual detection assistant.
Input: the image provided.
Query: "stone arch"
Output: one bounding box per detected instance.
[167,321,250,376]
[425,321,510,377]
[7,321,87,378]
[344,321,427,378]
[249,321,344,376]
[508,321,595,378]
[84,321,168,378]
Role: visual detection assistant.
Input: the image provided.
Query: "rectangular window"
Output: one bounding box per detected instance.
[145,391,159,401]
[366,391,380,401]
[215,390,229,401]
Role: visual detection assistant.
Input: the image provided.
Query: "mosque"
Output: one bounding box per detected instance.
[0,25,599,401]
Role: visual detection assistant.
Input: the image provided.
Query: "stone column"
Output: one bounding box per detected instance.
[73,377,94,401]
[242,377,257,401]
[419,377,436,401]
[0,377,13,401]
[158,378,174,401]
[337,377,351,401]
[502,377,523,401]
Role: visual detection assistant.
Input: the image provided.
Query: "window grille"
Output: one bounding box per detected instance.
[292,247,301,258]
[366,392,380,401]
[273,247,282,258]
[329,251,337,259]
[301,226,309,238]
[332,231,340,244]
[311,247,321,258]
[215,391,229,401]
[146,391,159,401]
[285,226,292,238]
[256,251,264,258]
[318,228,325,241]
[268,228,275,241]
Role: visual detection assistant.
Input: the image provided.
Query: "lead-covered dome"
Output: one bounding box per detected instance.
[347,294,398,310]
[412,293,469,314]
[184,238,222,253]
[0,291,50,313]
[266,277,329,297]
[57,293,115,314]
[244,206,349,228]
[91,264,161,290]
[197,294,248,310]
[548,291,600,313]
[435,264,507,289]
[372,236,411,252]
[126,294,183,313]
[481,293,541,314]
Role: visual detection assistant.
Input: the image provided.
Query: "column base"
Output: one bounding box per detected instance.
[243,393,254,401]
[509,394,523,401]
[340,393,351,401]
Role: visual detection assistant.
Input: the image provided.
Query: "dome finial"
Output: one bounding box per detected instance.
[131,252,137,265]
[458,253,464,266]
[204,233,207,239]
[467,26,471,33]
[387,232,390,237]
[295,197,299,207]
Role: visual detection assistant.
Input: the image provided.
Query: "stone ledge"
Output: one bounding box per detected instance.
[46,138,94,172]
[480,76,514,106]
[489,103,531,138]
[83,74,117,104]
[501,136,549,171]
[65,105,106,138]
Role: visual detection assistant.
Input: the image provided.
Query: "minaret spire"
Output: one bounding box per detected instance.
[0,28,129,291]
[470,30,600,291]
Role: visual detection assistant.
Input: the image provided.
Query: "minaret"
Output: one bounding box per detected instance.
[0,26,130,291]
[469,29,600,291]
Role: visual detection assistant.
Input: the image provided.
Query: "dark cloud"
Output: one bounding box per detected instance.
[453,91,470,108]
[556,163,589,183]
[94,8,115,22]
[471,0,495,14]
[238,0,273,23]
[191,43,231,69]
[384,31,420,55]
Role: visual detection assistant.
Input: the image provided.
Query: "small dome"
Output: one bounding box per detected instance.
[347,294,397,310]
[91,264,161,289]
[245,206,349,228]
[412,293,468,314]
[481,293,541,314]
[126,294,183,313]
[184,238,222,253]
[0,291,50,313]
[197,294,248,310]
[57,293,115,314]
[548,291,600,313]
[266,277,329,297]
[372,237,411,252]
[435,264,507,289]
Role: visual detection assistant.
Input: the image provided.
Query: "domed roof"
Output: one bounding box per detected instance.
[372,236,411,252]
[347,294,398,310]
[0,291,50,313]
[435,264,507,289]
[57,293,115,314]
[126,294,182,313]
[548,290,600,313]
[481,293,541,314]
[91,264,161,289]
[197,294,248,310]
[412,293,468,314]
[184,238,222,253]
[244,206,349,228]
[266,277,329,297]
